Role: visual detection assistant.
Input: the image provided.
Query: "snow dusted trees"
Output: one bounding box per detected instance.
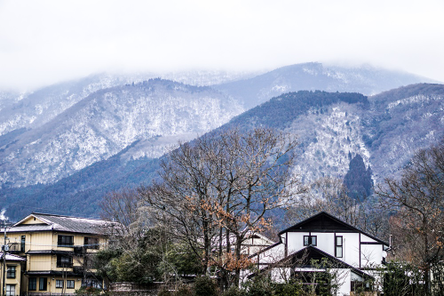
[140,127,303,287]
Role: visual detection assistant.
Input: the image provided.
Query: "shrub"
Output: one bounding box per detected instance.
[193,276,218,296]
[175,284,193,296]
[221,285,246,296]
[273,281,303,296]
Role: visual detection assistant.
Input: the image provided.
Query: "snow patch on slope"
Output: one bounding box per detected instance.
[289,103,370,185]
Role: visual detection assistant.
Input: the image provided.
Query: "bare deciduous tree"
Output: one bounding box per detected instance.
[99,188,140,230]
[378,142,444,295]
[140,127,303,287]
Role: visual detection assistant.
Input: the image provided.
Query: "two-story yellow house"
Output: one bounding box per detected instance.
[5,212,113,295]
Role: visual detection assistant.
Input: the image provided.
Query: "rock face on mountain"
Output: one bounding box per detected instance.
[229,84,444,186]
[215,62,434,108]
[363,83,444,181]
[0,79,243,187]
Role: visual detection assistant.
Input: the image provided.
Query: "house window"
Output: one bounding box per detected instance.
[56,280,64,288]
[39,277,48,291]
[57,255,73,268]
[84,237,99,249]
[21,235,26,252]
[29,278,37,290]
[67,280,75,289]
[303,235,317,246]
[6,285,15,296]
[83,278,101,289]
[335,236,343,258]
[58,235,74,247]
[6,265,16,278]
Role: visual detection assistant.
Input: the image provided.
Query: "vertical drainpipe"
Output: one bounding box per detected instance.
[359,233,361,269]
[285,232,288,257]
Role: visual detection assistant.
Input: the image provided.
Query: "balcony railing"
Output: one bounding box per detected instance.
[8,243,22,253]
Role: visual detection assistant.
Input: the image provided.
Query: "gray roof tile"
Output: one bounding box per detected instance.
[9,212,118,235]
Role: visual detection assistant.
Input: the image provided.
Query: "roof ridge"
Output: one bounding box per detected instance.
[278,211,389,246]
[0,253,26,261]
[32,212,109,222]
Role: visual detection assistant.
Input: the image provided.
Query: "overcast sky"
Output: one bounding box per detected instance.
[0,0,443,91]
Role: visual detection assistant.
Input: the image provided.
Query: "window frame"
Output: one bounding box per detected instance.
[39,277,48,291]
[6,265,16,279]
[67,280,75,289]
[335,235,343,258]
[29,277,37,291]
[58,235,74,247]
[56,280,64,288]
[21,235,26,252]
[57,255,73,268]
[84,237,100,250]
[5,284,15,296]
[303,235,317,246]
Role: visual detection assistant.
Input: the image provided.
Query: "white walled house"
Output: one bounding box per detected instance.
[249,212,389,295]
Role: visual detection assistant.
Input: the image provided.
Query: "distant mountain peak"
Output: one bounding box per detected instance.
[215,62,434,108]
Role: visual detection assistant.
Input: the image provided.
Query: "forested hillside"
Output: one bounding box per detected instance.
[3,84,444,221]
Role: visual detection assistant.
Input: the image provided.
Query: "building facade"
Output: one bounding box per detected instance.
[0,253,26,296]
[250,212,389,295]
[4,213,114,295]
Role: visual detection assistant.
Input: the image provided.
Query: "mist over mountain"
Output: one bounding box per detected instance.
[215,62,434,108]
[0,63,441,221]
[0,79,243,187]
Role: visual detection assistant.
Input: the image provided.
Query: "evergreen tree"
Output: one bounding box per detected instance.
[343,154,373,201]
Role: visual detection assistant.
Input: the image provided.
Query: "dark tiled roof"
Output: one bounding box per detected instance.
[279,211,389,246]
[7,225,54,233]
[10,212,117,235]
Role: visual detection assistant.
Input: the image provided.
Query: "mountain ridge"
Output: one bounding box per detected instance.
[3,83,444,221]
[0,79,243,187]
[214,62,434,108]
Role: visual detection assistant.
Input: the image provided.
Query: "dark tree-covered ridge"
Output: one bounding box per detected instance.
[228,90,369,130]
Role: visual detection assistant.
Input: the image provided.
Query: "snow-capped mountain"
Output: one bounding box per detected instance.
[0,63,440,221]
[228,84,444,186]
[4,83,443,221]
[0,70,253,138]
[363,84,444,182]
[215,62,435,108]
[0,74,136,136]
[0,79,243,187]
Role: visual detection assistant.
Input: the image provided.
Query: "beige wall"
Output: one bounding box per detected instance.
[8,231,105,255]
[28,254,52,271]
[7,228,105,294]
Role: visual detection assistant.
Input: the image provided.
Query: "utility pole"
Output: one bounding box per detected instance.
[2,219,7,296]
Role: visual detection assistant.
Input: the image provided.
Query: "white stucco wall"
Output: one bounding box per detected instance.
[331,268,351,296]
[361,244,383,268]
[258,244,285,264]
